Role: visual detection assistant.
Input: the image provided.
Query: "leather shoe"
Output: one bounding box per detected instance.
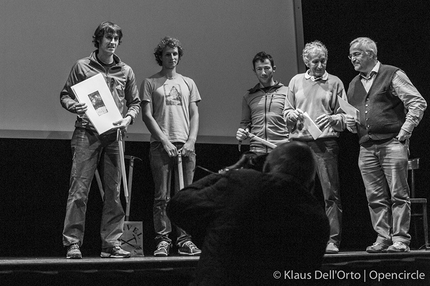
[366,242,389,253]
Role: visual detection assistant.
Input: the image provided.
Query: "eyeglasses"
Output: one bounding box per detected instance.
[348,52,363,60]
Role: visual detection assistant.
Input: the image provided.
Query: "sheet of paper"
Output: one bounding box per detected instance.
[338,96,360,122]
[297,108,323,140]
[71,73,123,134]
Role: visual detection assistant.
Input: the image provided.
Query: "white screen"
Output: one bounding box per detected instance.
[0,0,304,143]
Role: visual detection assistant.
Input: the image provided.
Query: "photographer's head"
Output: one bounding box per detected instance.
[263,141,316,190]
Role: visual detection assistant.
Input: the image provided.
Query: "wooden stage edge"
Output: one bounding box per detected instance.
[1,250,430,285]
[0,250,429,269]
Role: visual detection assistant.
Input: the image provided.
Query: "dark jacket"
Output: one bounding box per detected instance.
[60,51,140,132]
[240,83,289,153]
[167,169,329,286]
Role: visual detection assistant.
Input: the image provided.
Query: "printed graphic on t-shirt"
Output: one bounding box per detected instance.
[164,83,183,106]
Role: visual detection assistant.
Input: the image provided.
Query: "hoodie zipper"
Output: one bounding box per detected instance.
[264,92,275,153]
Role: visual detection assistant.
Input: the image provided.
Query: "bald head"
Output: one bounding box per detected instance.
[263,142,316,189]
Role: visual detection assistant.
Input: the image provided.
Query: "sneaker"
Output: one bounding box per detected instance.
[154,241,171,257]
[100,246,131,258]
[366,242,389,253]
[178,241,201,256]
[387,242,410,253]
[325,242,339,254]
[66,243,82,259]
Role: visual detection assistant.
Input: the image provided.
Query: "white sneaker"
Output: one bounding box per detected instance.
[325,242,339,254]
[387,241,410,253]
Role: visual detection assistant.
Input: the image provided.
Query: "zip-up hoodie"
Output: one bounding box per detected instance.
[60,51,140,133]
[240,82,289,153]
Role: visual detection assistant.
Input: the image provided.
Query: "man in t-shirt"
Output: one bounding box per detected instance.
[141,36,201,256]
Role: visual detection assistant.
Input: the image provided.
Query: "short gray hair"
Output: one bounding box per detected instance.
[350,37,378,58]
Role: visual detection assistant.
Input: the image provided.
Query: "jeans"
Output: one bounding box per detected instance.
[150,142,196,245]
[62,128,124,249]
[359,138,411,245]
[305,138,342,246]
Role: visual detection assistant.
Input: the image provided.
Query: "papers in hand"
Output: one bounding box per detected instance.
[71,73,123,134]
[297,109,322,140]
[338,96,360,122]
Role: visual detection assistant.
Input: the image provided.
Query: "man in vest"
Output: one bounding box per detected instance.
[345,37,427,253]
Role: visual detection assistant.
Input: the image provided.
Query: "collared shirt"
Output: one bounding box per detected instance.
[360,61,426,133]
[285,71,347,141]
[304,70,329,82]
[360,62,379,92]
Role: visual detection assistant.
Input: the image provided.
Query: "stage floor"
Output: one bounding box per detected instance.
[1,251,430,285]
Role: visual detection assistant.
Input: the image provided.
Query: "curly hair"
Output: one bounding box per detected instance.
[154,36,184,66]
[92,21,123,49]
[302,40,328,66]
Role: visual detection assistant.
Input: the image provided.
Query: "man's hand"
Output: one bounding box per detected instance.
[181,139,195,157]
[113,116,132,131]
[315,114,333,130]
[162,140,178,157]
[236,128,249,141]
[74,102,88,115]
[287,109,304,124]
[396,129,411,143]
[345,115,357,133]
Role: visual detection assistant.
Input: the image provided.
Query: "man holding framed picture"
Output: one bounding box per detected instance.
[60,21,140,259]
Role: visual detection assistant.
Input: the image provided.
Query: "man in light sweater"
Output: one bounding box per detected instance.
[284,40,346,254]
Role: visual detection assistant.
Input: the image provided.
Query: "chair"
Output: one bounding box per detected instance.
[408,158,429,250]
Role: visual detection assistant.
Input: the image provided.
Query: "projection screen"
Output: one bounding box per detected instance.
[0,0,304,144]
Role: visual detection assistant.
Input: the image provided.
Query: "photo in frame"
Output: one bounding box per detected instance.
[71,73,123,134]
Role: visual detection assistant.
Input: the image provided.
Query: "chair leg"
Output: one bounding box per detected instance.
[414,215,419,247]
[423,203,429,250]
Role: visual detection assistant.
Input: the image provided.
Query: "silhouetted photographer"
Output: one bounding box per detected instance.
[168,141,329,285]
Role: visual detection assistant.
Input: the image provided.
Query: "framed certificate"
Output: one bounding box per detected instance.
[71,73,123,134]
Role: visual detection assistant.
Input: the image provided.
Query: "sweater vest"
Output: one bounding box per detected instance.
[347,64,405,145]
